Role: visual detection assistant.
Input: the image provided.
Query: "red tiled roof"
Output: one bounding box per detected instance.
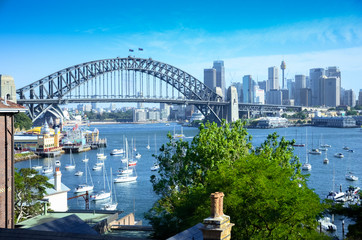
[0,98,26,112]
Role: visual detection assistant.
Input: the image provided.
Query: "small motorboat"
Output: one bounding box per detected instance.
[345,172,358,181]
[135,153,141,159]
[128,160,137,166]
[74,184,94,193]
[318,217,337,232]
[309,148,321,155]
[343,146,349,150]
[334,153,344,158]
[75,171,83,176]
[55,160,61,166]
[110,149,124,155]
[150,163,160,171]
[348,149,354,153]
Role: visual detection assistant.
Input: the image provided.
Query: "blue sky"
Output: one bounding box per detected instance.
[1,0,362,96]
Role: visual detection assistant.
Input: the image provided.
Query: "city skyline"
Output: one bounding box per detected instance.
[0,0,362,95]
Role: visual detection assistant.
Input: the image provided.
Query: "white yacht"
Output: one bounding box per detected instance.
[135,153,141,159]
[75,171,83,176]
[326,191,346,202]
[42,166,53,174]
[110,149,124,155]
[323,149,329,164]
[345,172,358,181]
[334,153,344,158]
[318,217,337,232]
[114,175,137,183]
[55,160,61,166]
[309,148,321,155]
[74,162,94,193]
[150,163,160,171]
[90,190,111,201]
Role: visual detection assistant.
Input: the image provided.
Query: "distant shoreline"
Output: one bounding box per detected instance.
[64,121,172,126]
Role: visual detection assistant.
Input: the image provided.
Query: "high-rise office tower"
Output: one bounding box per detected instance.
[358,89,362,106]
[231,82,243,102]
[258,81,267,93]
[280,61,286,89]
[295,74,306,105]
[242,75,254,103]
[323,77,341,107]
[204,68,216,90]
[342,89,356,107]
[326,66,341,78]
[309,68,325,106]
[267,67,279,91]
[213,60,225,99]
[286,79,295,100]
[300,88,312,106]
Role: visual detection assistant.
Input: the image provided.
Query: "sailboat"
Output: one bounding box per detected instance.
[90,162,111,201]
[345,152,358,181]
[118,139,133,175]
[292,129,305,147]
[42,159,53,174]
[146,136,150,150]
[128,139,138,166]
[101,168,118,211]
[173,126,185,139]
[32,157,43,170]
[151,134,160,171]
[323,149,329,164]
[65,150,76,170]
[93,157,104,171]
[320,133,331,148]
[82,153,89,162]
[97,149,107,160]
[114,139,138,183]
[309,132,321,155]
[302,128,312,171]
[74,161,94,193]
[133,138,137,152]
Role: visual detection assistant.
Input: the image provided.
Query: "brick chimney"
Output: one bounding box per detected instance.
[201,192,234,240]
[54,167,62,191]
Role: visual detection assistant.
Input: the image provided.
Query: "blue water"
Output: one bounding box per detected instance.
[15,124,361,237]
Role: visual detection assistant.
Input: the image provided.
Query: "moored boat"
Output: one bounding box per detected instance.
[334,153,344,158]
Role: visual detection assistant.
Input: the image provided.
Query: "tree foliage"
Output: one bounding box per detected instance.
[14,112,33,130]
[146,120,325,239]
[14,168,53,223]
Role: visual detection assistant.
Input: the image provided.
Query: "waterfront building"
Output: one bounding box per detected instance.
[84,104,92,112]
[343,89,356,107]
[213,60,226,99]
[242,75,255,103]
[204,68,216,91]
[295,74,306,105]
[133,108,146,122]
[84,128,99,143]
[148,109,160,121]
[310,68,325,106]
[312,116,356,128]
[267,66,279,91]
[42,168,70,212]
[14,135,38,151]
[0,75,17,103]
[0,98,26,229]
[255,117,289,128]
[77,104,85,112]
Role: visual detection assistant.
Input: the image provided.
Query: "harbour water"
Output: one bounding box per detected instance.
[15,123,361,236]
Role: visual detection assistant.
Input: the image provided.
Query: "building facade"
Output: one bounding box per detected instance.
[309,68,325,106]
[0,99,26,229]
[342,89,356,107]
[204,68,216,91]
[267,66,279,91]
[295,74,306,105]
[213,60,225,99]
[242,75,254,103]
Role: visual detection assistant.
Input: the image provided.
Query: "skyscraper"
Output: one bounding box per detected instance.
[323,77,341,107]
[242,75,254,103]
[267,67,279,91]
[204,68,216,90]
[213,60,225,99]
[343,89,356,107]
[309,68,325,106]
[295,74,306,105]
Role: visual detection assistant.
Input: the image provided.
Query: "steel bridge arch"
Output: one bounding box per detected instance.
[16,57,223,122]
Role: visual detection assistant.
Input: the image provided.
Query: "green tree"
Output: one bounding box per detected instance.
[14,168,53,223]
[14,112,32,130]
[146,120,326,239]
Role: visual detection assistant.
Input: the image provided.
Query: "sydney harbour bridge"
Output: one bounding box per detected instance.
[16,56,301,123]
